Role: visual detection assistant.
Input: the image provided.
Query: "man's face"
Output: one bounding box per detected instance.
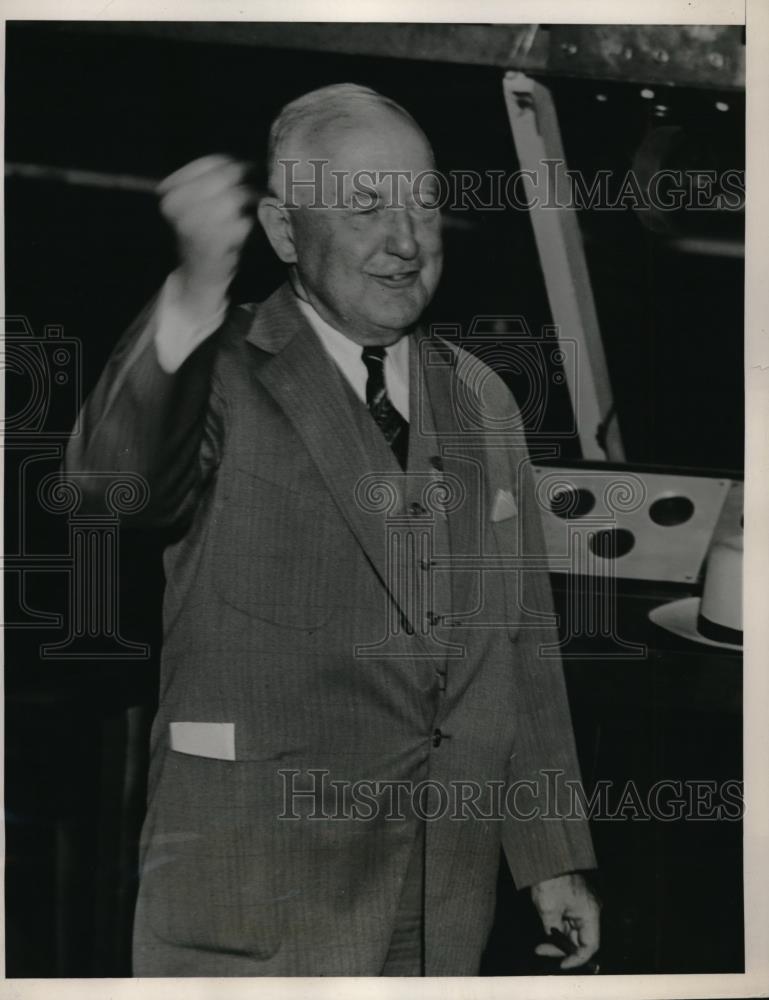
[284,109,443,346]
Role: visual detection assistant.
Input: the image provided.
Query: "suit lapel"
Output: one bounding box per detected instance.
[243,285,401,611]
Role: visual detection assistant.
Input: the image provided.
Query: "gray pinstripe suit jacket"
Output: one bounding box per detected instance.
[66,282,596,976]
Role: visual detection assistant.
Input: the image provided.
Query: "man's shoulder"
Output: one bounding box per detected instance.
[213,296,274,356]
[431,332,520,421]
[218,283,304,357]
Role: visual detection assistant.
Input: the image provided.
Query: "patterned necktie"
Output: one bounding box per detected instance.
[361,345,409,470]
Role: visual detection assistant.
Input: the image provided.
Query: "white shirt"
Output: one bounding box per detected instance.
[154,271,410,420]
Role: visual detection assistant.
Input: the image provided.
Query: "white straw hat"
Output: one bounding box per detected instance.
[648,534,742,650]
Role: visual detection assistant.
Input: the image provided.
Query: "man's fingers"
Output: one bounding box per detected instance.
[535,937,598,970]
[534,913,600,970]
[159,174,253,219]
[534,943,566,958]
[157,157,252,202]
[560,941,599,970]
[156,154,240,194]
[167,190,255,229]
[160,190,257,238]
[556,919,600,969]
[572,913,601,953]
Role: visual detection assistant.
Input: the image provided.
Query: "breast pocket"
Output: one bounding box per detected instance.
[211,467,344,629]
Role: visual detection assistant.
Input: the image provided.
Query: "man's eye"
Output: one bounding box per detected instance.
[412,200,441,220]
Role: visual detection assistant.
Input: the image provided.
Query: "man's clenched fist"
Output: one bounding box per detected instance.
[157,155,255,315]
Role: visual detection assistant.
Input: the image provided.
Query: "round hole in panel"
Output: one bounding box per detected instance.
[549,487,596,519]
[649,494,695,526]
[589,528,636,559]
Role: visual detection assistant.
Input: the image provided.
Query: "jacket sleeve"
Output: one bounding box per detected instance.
[63,291,228,529]
[495,394,598,888]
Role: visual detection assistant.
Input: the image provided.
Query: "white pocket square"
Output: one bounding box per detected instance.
[491,488,518,522]
[169,722,235,760]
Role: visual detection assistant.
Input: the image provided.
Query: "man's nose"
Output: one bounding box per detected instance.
[385,208,419,259]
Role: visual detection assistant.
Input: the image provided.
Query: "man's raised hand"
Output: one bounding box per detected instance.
[157,155,255,315]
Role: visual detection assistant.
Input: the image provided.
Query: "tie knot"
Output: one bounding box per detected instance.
[361,345,387,367]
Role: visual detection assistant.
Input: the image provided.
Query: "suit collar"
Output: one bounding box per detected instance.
[244,282,305,355]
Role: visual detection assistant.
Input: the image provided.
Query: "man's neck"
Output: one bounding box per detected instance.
[288,276,409,348]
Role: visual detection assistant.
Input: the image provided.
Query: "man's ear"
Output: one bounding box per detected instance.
[257,196,298,264]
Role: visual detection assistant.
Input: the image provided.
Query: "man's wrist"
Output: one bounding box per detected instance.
[170,267,230,322]
[154,270,228,374]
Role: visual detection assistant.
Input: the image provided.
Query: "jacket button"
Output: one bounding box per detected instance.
[408,502,426,516]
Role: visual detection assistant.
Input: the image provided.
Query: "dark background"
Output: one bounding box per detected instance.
[5,22,744,977]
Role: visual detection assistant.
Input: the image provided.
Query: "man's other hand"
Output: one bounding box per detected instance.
[530,871,601,970]
[157,155,255,314]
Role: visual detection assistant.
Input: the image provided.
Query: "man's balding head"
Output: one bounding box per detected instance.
[266,83,433,199]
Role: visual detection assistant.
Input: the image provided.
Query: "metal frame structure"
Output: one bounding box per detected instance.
[502,71,625,461]
[45,22,746,90]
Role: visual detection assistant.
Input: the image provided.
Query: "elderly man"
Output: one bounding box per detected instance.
[66,83,600,976]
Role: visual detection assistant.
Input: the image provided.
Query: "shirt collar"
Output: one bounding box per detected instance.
[295,295,366,369]
[293,295,410,410]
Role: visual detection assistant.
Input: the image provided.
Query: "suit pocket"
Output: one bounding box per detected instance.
[211,467,343,629]
[138,753,282,959]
